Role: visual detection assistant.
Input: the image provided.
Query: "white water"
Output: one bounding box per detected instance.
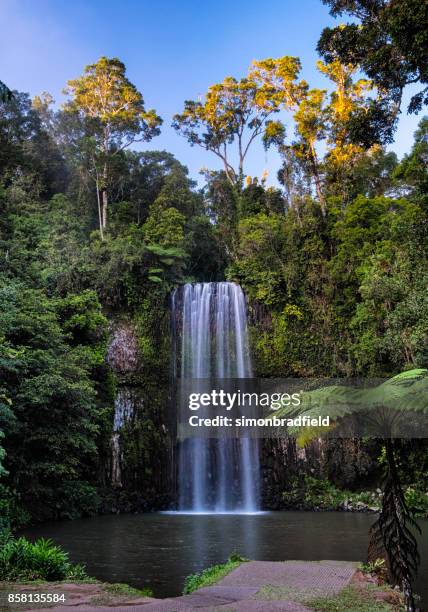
[173,282,260,513]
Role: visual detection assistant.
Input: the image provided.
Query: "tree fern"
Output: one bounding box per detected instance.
[272,369,427,611]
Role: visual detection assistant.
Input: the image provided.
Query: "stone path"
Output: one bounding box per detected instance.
[23,560,358,612]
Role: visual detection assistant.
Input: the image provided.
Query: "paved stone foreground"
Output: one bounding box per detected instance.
[28,560,359,612]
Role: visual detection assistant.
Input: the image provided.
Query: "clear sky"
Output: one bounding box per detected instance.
[0,0,422,186]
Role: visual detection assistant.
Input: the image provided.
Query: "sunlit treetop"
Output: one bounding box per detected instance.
[64,56,162,151]
[62,56,162,236]
[249,56,308,108]
[318,0,428,137]
[173,56,307,187]
[317,60,375,165]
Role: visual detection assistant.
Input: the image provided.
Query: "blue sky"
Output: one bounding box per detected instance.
[0,0,422,186]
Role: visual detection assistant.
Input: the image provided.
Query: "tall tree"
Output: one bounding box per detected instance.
[173,57,305,187]
[318,60,375,201]
[64,57,162,237]
[285,88,328,213]
[277,60,379,209]
[0,91,67,197]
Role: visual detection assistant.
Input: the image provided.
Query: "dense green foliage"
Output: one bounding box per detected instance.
[0,536,88,581]
[0,284,110,523]
[0,70,230,526]
[230,168,428,377]
[283,475,428,518]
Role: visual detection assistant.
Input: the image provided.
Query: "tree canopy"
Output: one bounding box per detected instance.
[318,0,428,128]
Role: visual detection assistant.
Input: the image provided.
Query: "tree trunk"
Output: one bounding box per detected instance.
[102,162,108,231]
[309,143,326,216]
[368,439,420,612]
[314,173,326,216]
[102,189,108,231]
[95,176,104,241]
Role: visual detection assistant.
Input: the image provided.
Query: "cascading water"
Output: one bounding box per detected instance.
[172,282,260,513]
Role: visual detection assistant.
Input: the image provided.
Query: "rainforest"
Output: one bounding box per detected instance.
[0,0,427,610]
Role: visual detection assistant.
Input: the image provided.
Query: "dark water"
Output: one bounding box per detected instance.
[22,512,428,604]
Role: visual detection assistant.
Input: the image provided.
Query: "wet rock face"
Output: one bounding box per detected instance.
[107,324,138,373]
[110,387,137,487]
[107,323,139,489]
[111,433,122,487]
[113,387,135,431]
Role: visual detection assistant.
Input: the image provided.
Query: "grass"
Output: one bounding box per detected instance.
[256,584,329,602]
[307,584,403,611]
[255,577,404,611]
[183,553,248,594]
[103,582,153,597]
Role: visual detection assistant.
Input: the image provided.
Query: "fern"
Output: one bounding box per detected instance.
[271,369,427,611]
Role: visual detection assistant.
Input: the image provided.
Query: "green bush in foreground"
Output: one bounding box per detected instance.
[0,536,88,581]
[183,553,247,594]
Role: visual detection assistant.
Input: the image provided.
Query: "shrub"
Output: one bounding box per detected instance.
[404,487,428,518]
[0,536,88,581]
[282,476,428,517]
[282,476,381,511]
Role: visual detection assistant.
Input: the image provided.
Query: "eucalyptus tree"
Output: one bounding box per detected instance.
[285,88,329,213]
[173,57,306,188]
[250,57,328,211]
[64,57,162,238]
[277,59,387,209]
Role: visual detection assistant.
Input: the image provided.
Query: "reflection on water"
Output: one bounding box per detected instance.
[21,512,428,604]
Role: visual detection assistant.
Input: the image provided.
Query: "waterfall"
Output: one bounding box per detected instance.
[172,282,260,513]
